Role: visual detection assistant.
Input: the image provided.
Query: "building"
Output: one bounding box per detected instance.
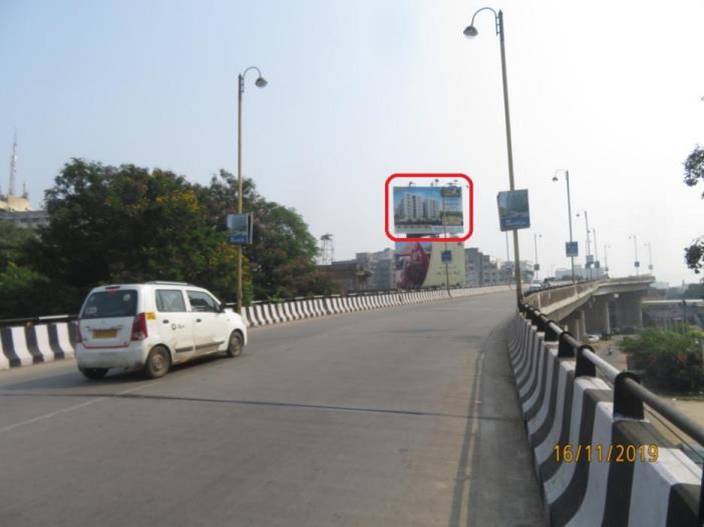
[317,260,371,293]
[464,247,503,287]
[0,134,49,228]
[355,249,395,291]
[499,260,534,285]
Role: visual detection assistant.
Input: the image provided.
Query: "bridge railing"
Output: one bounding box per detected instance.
[519,301,704,521]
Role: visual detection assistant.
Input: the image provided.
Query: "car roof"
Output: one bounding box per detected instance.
[90,282,205,292]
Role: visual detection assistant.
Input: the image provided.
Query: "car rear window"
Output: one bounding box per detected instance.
[81,290,138,319]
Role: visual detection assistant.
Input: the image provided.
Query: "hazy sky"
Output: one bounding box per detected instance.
[2,0,703,286]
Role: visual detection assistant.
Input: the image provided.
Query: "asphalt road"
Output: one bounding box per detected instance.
[0,292,545,527]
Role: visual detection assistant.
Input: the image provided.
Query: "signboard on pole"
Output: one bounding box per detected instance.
[565,241,579,257]
[533,263,540,271]
[586,254,594,266]
[497,189,530,231]
[226,213,253,245]
[441,250,452,263]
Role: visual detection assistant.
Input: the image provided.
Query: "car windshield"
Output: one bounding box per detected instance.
[81,290,137,319]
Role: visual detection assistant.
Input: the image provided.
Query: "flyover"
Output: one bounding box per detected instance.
[0,291,546,526]
[526,275,655,339]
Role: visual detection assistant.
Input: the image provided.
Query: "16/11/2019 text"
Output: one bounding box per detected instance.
[553,443,659,463]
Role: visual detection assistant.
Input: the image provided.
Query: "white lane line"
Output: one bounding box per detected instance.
[0,384,148,434]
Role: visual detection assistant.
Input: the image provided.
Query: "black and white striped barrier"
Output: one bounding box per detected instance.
[507,314,702,526]
[0,285,512,370]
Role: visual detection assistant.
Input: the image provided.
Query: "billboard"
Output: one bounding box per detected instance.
[393,186,463,235]
[226,213,253,244]
[395,241,466,289]
[497,189,530,231]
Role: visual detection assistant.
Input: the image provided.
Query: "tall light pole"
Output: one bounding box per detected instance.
[576,210,591,280]
[645,241,653,273]
[464,7,523,305]
[592,227,599,278]
[628,234,640,276]
[604,244,610,276]
[552,169,575,283]
[533,233,541,281]
[236,66,267,313]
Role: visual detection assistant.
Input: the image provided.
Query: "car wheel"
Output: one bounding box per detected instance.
[144,346,171,379]
[225,331,243,358]
[79,367,109,380]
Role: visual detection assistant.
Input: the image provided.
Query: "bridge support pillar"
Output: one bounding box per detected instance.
[565,311,585,340]
[613,291,645,331]
[584,296,611,336]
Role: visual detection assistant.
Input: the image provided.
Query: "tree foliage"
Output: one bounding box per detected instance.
[683,146,704,275]
[621,326,704,393]
[0,159,334,317]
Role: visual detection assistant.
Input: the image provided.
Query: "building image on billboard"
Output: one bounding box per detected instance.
[393,186,463,235]
[395,242,466,289]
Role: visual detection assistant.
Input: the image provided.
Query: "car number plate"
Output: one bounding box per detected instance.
[93,329,118,338]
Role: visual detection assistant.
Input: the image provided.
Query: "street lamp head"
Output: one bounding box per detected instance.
[551,176,558,182]
[255,76,268,88]
[463,25,479,38]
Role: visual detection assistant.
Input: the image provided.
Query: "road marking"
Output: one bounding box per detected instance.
[0,384,148,434]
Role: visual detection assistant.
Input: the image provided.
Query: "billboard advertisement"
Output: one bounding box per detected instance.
[497,189,530,231]
[395,241,466,289]
[393,186,463,235]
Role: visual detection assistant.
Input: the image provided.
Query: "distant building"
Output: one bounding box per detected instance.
[317,260,371,293]
[355,249,395,291]
[464,247,504,287]
[0,134,49,228]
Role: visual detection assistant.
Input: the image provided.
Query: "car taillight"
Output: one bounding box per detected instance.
[75,321,83,343]
[131,313,148,341]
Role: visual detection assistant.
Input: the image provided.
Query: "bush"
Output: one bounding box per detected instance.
[621,326,704,393]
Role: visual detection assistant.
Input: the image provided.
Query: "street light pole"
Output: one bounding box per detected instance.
[604,244,610,276]
[552,169,575,283]
[533,233,541,281]
[577,210,591,279]
[629,234,639,276]
[592,227,599,278]
[464,8,523,305]
[236,66,267,314]
[645,241,653,273]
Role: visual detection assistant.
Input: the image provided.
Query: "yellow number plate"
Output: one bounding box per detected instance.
[93,329,118,339]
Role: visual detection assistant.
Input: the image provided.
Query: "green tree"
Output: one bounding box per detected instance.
[621,325,704,393]
[684,147,704,275]
[0,220,36,269]
[29,159,237,307]
[196,171,338,301]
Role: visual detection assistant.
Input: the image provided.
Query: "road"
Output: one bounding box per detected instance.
[0,292,545,527]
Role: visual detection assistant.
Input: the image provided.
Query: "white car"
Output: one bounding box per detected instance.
[75,282,247,380]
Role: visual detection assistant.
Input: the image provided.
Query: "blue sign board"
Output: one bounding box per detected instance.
[441,250,452,263]
[565,241,579,257]
[497,189,530,231]
[226,213,253,245]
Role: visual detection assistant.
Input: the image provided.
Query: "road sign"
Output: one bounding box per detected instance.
[634,261,640,268]
[497,189,530,231]
[533,263,540,271]
[226,213,253,244]
[565,241,579,257]
[441,250,452,263]
[586,255,594,266]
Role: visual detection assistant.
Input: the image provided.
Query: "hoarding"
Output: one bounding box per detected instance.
[393,186,463,235]
[497,189,530,231]
[226,213,253,244]
[394,241,466,289]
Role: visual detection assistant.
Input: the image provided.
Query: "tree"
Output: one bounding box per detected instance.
[29,159,237,307]
[621,325,704,393]
[0,220,36,269]
[684,147,704,276]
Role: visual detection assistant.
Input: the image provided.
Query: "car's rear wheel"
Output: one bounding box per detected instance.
[225,331,243,358]
[79,367,109,380]
[144,346,171,379]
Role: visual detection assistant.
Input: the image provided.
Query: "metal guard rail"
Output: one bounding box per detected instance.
[519,301,704,522]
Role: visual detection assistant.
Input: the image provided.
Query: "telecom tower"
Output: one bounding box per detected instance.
[319,233,334,265]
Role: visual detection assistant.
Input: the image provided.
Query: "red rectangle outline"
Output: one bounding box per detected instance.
[384,173,474,243]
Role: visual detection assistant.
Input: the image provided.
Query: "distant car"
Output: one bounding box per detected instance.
[529,281,543,290]
[75,282,247,380]
[586,334,601,342]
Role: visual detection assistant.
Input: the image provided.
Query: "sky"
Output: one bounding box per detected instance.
[1,0,704,286]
